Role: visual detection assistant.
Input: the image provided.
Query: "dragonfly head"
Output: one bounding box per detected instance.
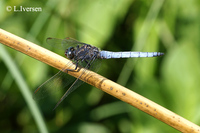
[65,47,75,60]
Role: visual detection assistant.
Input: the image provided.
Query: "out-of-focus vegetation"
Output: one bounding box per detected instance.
[0,0,200,132]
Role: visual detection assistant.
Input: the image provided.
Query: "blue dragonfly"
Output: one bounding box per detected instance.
[33,37,164,110]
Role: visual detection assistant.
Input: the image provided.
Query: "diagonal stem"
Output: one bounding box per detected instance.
[0,29,199,133]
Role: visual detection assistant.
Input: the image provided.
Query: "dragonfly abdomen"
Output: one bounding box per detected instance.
[100,51,164,59]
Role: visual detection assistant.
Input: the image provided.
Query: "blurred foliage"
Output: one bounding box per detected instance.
[0,0,200,133]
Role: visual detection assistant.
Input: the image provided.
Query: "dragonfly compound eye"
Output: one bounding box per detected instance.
[65,47,75,59]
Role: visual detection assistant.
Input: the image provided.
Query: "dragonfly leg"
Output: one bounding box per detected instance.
[66,60,79,71]
[74,60,79,70]
[83,53,98,69]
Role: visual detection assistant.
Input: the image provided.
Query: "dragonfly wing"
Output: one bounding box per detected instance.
[46,37,85,50]
[46,38,66,50]
[33,61,76,100]
[53,54,101,109]
[53,78,84,110]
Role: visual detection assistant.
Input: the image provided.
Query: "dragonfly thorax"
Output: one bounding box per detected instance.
[65,47,75,60]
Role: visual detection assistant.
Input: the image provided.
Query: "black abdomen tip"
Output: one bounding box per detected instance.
[154,52,164,57]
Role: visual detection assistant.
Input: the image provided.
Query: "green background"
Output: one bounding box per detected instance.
[0,0,200,132]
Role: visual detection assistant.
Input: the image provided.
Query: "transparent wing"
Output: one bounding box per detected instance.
[52,56,102,110]
[46,37,86,50]
[33,61,76,100]
[33,57,101,109]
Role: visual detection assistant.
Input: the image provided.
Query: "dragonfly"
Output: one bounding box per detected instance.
[33,37,164,110]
